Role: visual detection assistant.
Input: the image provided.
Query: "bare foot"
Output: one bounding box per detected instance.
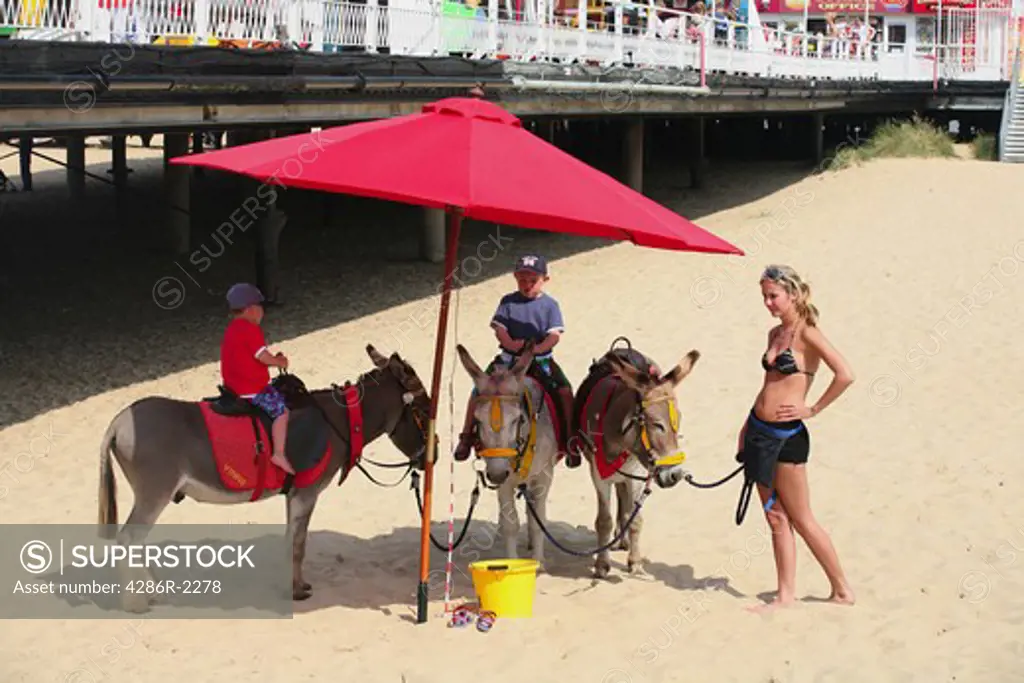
[745,596,795,614]
[272,454,296,475]
[828,587,856,606]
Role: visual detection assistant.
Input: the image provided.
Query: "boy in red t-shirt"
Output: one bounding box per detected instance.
[220,283,295,474]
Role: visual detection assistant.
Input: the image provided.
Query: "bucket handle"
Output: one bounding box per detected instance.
[485,564,509,571]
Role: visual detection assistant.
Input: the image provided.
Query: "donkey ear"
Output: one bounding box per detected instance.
[663,349,701,387]
[456,344,485,382]
[606,354,644,390]
[366,344,389,369]
[510,342,535,379]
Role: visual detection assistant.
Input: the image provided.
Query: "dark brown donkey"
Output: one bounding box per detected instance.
[97,345,435,612]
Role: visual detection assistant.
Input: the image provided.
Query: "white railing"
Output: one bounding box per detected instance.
[0,0,1017,84]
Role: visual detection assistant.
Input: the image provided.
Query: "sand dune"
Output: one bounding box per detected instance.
[1,144,1023,683]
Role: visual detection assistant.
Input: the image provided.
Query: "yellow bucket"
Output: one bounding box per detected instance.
[468,559,539,618]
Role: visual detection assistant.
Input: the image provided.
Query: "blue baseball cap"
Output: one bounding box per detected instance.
[515,254,547,276]
[226,283,265,310]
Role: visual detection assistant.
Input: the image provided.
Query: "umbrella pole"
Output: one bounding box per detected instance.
[417,206,463,625]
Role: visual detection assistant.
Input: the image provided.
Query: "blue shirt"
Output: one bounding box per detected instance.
[490,291,565,360]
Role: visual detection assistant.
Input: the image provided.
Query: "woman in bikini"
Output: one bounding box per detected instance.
[737,264,856,612]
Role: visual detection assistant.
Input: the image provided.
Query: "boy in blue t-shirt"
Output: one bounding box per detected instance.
[453,254,580,468]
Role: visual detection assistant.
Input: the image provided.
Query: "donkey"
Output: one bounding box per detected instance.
[572,345,700,578]
[455,342,560,570]
[97,344,435,612]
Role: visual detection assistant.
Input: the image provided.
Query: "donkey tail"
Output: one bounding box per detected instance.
[98,417,119,539]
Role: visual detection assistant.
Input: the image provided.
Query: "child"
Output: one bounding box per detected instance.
[453,255,580,468]
[220,283,295,475]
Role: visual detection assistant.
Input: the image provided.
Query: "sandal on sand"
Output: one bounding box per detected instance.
[449,605,476,628]
[476,610,497,633]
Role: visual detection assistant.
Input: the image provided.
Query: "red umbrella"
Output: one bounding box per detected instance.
[173,97,743,623]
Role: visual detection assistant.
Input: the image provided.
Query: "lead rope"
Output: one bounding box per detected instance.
[444,283,461,616]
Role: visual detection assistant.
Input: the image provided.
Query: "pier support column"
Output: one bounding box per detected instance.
[421,208,446,263]
[623,118,644,194]
[690,117,705,189]
[18,136,32,191]
[163,132,191,255]
[813,112,825,167]
[255,202,287,304]
[66,136,86,199]
[538,119,556,145]
[110,135,129,186]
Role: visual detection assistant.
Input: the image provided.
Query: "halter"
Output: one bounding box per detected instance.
[473,381,538,480]
[627,392,687,471]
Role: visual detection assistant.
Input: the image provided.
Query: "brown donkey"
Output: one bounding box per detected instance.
[97,345,435,611]
[572,344,700,578]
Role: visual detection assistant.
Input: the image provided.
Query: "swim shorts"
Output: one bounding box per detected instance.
[250,384,287,420]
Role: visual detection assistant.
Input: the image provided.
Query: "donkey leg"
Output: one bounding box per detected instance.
[526,466,554,572]
[592,475,615,579]
[117,486,176,613]
[288,487,320,600]
[497,481,520,560]
[625,479,648,576]
[614,481,631,552]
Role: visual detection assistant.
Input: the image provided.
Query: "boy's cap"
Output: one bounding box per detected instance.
[514,254,547,276]
[226,283,265,310]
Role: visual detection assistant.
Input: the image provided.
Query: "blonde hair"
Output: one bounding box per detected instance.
[760,264,819,326]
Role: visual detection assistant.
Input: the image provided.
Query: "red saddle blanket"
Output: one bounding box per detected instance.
[531,378,563,463]
[198,402,333,500]
[578,375,629,480]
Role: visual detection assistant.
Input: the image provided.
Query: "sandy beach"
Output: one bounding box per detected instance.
[1,137,1023,683]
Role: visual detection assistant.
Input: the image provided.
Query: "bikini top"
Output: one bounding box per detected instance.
[761,327,815,377]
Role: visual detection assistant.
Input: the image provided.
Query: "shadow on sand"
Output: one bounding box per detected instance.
[0,135,821,428]
[278,517,748,620]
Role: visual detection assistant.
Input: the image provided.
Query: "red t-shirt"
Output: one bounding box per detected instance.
[220,318,270,396]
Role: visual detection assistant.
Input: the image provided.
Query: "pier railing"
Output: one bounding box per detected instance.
[0,0,1016,84]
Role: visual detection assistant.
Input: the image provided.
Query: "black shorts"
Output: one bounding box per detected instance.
[740,412,810,489]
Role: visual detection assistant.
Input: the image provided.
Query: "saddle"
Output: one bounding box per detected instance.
[571,342,661,456]
[201,373,331,499]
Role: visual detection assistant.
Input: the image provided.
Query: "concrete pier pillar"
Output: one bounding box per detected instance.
[255,203,287,304]
[813,112,825,167]
[623,118,644,193]
[421,208,446,263]
[66,136,86,199]
[110,135,129,186]
[162,132,191,255]
[538,119,556,145]
[18,136,32,191]
[690,116,705,189]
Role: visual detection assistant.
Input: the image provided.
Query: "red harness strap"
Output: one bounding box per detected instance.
[583,376,630,480]
[343,385,365,473]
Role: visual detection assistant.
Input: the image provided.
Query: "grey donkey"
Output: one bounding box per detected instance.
[97,344,436,612]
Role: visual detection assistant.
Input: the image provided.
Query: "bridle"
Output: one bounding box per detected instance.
[616,389,687,481]
[471,379,540,483]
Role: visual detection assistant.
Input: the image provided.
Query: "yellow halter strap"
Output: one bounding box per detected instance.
[476,387,538,478]
[638,394,686,467]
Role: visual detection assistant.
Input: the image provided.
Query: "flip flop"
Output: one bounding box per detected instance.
[476,610,497,633]
[449,605,475,628]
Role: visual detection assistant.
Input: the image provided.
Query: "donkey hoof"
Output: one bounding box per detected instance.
[627,561,650,577]
[594,559,611,579]
[302,581,312,591]
[293,585,312,601]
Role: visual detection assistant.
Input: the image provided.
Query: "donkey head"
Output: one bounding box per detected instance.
[456,341,537,487]
[365,344,436,470]
[606,349,701,488]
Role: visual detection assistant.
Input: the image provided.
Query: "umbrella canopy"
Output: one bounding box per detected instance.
[173,97,742,626]
[172,97,742,255]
